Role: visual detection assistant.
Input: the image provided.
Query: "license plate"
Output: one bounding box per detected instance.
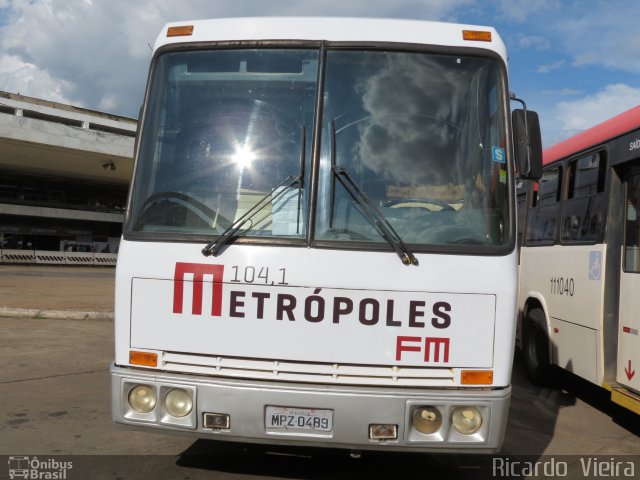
[265,406,333,433]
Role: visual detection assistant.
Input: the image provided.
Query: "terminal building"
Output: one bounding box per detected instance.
[0,91,136,264]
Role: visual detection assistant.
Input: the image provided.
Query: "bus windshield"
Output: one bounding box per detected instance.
[128,47,509,249]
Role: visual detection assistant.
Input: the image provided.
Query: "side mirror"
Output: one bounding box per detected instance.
[512,109,542,180]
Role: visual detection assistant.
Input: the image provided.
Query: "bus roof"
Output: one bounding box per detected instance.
[544,105,640,165]
[154,17,507,62]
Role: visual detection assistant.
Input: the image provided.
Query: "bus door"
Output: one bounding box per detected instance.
[618,169,640,393]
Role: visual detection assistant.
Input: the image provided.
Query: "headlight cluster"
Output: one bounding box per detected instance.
[124,382,195,428]
[411,406,483,436]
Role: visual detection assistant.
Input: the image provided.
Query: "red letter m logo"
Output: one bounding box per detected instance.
[173,262,225,316]
[395,336,450,363]
[424,337,450,363]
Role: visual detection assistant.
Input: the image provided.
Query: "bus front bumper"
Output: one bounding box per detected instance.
[111,363,511,453]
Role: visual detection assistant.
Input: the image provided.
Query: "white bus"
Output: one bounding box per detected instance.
[518,106,640,415]
[111,17,542,453]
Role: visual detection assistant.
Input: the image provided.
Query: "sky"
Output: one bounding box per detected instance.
[0,0,639,148]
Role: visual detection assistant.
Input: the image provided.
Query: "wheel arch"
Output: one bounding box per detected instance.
[521,293,554,366]
[521,292,551,332]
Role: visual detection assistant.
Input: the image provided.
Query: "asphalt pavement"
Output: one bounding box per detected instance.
[0,264,115,320]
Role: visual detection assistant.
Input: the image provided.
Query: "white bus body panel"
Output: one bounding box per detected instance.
[113,241,515,452]
[115,240,517,387]
[154,17,507,63]
[518,244,606,385]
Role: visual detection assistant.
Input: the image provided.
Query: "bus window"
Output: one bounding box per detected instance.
[129,49,318,237]
[624,174,640,272]
[561,153,606,243]
[525,167,561,245]
[315,51,509,248]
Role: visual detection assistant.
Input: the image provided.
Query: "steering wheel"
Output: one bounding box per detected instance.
[135,192,231,231]
[323,227,373,241]
[383,198,456,212]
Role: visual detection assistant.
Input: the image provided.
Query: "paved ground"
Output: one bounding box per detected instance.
[0,265,114,318]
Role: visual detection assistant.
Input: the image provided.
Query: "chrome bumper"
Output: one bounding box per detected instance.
[111,363,510,453]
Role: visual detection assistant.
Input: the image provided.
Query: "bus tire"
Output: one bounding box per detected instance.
[523,309,552,385]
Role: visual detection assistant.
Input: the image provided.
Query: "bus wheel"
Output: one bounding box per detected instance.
[523,309,552,385]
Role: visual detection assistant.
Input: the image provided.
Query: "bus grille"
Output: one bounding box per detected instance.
[162,352,454,387]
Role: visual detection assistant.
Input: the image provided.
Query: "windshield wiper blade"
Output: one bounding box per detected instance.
[202,174,301,257]
[332,166,418,266]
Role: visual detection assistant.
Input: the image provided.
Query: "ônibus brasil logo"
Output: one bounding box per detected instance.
[8,456,73,479]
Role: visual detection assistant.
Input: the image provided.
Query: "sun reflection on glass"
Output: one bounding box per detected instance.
[232,144,256,169]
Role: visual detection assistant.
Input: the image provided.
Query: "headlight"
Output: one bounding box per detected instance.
[128,385,157,413]
[164,389,193,418]
[411,407,442,434]
[451,406,482,435]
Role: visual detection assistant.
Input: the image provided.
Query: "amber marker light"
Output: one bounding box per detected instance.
[461,370,493,385]
[129,350,158,367]
[462,30,492,42]
[167,25,194,37]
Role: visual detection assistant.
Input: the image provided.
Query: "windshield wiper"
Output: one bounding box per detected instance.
[329,118,417,266]
[203,126,307,257]
[202,174,301,257]
[331,165,418,266]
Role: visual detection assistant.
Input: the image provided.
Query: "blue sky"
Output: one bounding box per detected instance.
[1,0,639,148]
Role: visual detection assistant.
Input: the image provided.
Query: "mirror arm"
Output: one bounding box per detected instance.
[510,93,531,177]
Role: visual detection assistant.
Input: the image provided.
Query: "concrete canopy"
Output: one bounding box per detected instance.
[0,91,136,184]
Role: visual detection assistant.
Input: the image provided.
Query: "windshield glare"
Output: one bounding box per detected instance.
[128,47,510,250]
[129,49,318,237]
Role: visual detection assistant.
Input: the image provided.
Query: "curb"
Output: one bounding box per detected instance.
[0,307,114,321]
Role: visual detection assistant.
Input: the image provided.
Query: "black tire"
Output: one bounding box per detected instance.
[523,308,552,385]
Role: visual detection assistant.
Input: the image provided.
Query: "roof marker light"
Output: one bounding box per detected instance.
[463,30,492,42]
[167,25,194,37]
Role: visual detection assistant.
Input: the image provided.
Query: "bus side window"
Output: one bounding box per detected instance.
[561,152,606,243]
[525,167,562,245]
[624,175,640,272]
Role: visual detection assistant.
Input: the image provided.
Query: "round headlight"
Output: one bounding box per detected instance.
[164,389,193,418]
[411,407,442,434]
[128,385,156,413]
[451,406,482,435]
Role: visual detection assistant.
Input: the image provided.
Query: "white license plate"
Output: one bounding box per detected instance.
[265,406,333,433]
